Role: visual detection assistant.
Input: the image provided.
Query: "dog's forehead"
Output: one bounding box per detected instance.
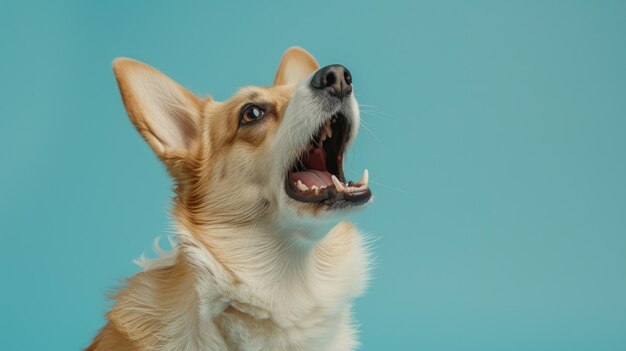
[233,85,294,103]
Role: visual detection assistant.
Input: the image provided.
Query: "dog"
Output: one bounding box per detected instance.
[87,47,373,351]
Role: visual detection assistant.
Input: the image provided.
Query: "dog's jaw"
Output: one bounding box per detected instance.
[271,75,369,231]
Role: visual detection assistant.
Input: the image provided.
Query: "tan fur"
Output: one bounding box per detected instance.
[88,48,370,351]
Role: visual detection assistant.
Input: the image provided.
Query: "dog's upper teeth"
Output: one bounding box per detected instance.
[325,123,333,139]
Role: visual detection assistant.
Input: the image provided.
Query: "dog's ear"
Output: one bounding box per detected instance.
[112,58,201,163]
[274,47,319,85]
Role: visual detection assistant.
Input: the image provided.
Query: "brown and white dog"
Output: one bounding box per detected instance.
[87,47,372,351]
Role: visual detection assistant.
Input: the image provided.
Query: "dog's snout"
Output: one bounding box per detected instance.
[310,65,353,99]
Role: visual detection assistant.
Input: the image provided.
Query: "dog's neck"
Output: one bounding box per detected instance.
[173,205,369,328]
[108,204,369,350]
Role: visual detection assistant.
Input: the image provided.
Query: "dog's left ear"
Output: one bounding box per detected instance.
[112,58,201,168]
[274,47,319,85]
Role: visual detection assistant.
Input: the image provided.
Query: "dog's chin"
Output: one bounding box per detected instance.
[283,112,371,216]
[279,192,365,242]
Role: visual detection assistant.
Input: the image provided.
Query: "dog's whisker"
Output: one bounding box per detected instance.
[360,110,391,120]
[359,103,390,113]
[359,119,381,144]
[370,180,410,194]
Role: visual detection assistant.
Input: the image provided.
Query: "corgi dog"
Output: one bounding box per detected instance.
[87,47,372,351]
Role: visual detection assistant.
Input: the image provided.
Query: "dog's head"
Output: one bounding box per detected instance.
[113,48,371,238]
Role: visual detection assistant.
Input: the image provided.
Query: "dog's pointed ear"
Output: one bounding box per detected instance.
[273,47,320,85]
[112,58,201,162]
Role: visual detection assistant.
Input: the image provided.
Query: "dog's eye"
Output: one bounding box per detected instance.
[240,105,265,125]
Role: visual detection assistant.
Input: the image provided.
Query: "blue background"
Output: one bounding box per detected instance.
[1,1,625,350]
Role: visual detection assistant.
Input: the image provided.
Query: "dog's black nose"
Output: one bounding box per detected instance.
[310,65,353,99]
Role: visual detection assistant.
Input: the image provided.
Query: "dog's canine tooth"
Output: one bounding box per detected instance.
[331,175,345,192]
[359,169,369,187]
[320,124,328,141]
[325,123,333,139]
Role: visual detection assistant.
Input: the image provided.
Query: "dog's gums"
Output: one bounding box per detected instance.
[285,113,372,207]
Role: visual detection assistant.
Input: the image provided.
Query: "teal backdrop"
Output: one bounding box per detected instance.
[1,1,625,350]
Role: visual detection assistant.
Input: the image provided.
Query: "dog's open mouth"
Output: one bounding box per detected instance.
[285,113,371,208]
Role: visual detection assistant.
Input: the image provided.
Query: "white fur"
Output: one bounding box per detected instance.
[126,218,370,351]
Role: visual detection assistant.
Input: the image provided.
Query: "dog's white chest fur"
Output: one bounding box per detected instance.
[195,222,368,351]
[106,222,369,351]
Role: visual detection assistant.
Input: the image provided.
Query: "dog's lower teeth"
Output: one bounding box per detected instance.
[331,175,345,192]
[328,170,370,194]
[296,180,309,192]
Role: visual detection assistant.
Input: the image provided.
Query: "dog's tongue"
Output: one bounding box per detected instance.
[290,170,333,188]
[290,145,332,188]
